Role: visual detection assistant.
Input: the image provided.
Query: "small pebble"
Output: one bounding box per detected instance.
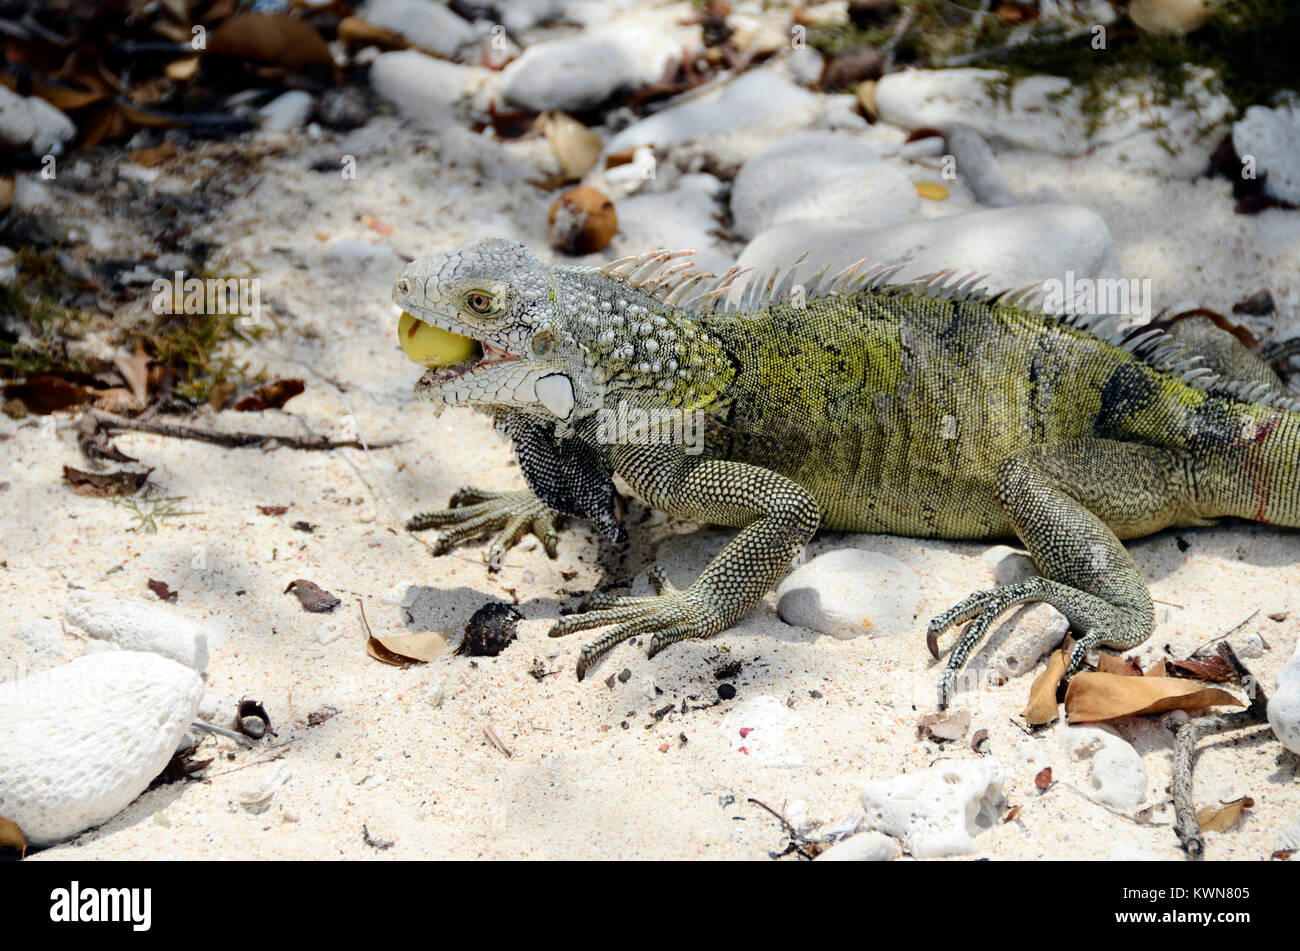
[718,683,736,700]
[618,668,632,683]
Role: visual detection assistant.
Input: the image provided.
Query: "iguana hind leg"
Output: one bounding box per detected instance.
[1162,315,1289,392]
[550,446,820,680]
[407,487,560,569]
[930,438,1189,708]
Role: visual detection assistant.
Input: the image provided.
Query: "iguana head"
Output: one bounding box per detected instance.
[393,237,737,423]
[392,237,585,419]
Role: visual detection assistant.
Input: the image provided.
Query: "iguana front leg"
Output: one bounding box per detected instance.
[550,445,821,680]
[408,487,560,569]
[929,438,1189,708]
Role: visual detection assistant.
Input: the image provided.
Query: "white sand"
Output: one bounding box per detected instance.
[4,97,1299,861]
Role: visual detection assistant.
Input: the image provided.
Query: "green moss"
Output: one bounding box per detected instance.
[0,252,98,377]
[2,252,275,407]
[807,0,1296,131]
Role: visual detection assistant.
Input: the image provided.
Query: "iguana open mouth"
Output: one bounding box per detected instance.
[397,311,518,381]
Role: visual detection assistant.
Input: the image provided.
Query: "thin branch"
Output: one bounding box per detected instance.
[1171,642,1269,859]
[1191,609,1259,656]
[882,1,922,74]
[85,407,400,451]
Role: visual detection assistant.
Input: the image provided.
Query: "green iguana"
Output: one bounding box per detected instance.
[393,237,1300,707]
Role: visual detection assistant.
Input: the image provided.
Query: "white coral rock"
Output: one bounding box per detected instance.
[65,591,211,672]
[859,758,1005,858]
[1267,638,1300,755]
[1060,724,1147,810]
[815,830,900,861]
[0,651,204,846]
[776,548,919,639]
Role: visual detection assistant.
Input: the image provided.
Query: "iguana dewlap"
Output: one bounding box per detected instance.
[394,237,1300,706]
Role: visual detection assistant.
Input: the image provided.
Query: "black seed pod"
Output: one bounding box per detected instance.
[456,603,524,657]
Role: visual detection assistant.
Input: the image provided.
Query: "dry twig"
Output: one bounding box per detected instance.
[1171,642,1269,859]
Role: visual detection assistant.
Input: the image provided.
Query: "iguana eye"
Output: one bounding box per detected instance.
[466,291,493,314]
[396,278,411,296]
[531,331,554,356]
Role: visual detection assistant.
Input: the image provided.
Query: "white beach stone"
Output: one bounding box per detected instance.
[0,651,203,846]
[259,91,313,132]
[499,26,679,112]
[359,0,476,58]
[17,619,64,656]
[0,86,76,156]
[1267,637,1300,754]
[1061,724,1147,810]
[613,173,731,273]
[381,580,420,607]
[1232,103,1300,206]
[1230,632,1266,660]
[942,126,1016,207]
[859,758,1005,858]
[65,591,211,672]
[730,131,918,239]
[776,549,919,639]
[981,545,1038,586]
[197,692,238,729]
[816,830,900,861]
[734,204,1120,302]
[876,67,1231,178]
[369,51,491,129]
[605,70,819,155]
[972,603,1070,683]
[1275,814,1300,854]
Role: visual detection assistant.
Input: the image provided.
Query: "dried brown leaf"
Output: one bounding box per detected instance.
[284,579,340,613]
[257,379,305,409]
[366,636,413,668]
[1196,796,1254,832]
[129,139,177,168]
[147,578,178,602]
[1096,652,1144,676]
[1064,672,1244,724]
[113,339,151,406]
[1022,646,1069,725]
[374,631,447,664]
[971,728,989,753]
[337,16,409,49]
[164,57,200,82]
[1168,655,1236,682]
[63,465,152,498]
[4,376,90,413]
[208,14,334,69]
[258,504,289,516]
[1003,804,1022,823]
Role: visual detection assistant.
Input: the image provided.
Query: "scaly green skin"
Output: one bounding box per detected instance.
[395,239,1300,705]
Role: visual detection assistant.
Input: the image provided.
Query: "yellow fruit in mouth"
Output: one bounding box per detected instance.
[397,311,479,368]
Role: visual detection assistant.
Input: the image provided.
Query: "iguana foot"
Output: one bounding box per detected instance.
[548,567,725,680]
[407,487,560,570]
[927,577,1144,709]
